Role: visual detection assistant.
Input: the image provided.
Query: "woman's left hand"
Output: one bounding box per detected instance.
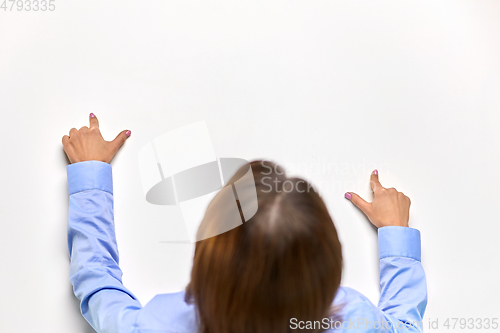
[62,113,131,164]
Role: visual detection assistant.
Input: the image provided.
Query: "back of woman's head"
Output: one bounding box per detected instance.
[185,160,343,333]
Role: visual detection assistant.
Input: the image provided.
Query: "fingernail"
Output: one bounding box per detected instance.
[126,130,131,137]
[90,113,95,118]
[373,169,378,175]
[344,192,351,200]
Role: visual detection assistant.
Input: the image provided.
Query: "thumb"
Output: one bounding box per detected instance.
[109,129,131,154]
[345,192,372,216]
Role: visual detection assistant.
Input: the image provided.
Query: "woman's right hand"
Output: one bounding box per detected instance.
[345,170,411,228]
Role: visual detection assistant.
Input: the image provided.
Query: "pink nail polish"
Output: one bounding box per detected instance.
[90,113,95,118]
[126,130,131,137]
[344,192,351,200]
[374,169,378,175]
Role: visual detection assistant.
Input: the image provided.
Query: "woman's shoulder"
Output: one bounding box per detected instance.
[334,286,382,315]
[135,290,198,333]
[335,286,374,305]
[327,286,390,332]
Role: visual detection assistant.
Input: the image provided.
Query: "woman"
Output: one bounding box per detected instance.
[62,114,427,333]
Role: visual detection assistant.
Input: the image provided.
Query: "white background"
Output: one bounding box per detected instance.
[1,1,500,332]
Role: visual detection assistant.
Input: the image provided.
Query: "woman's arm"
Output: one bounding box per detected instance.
[63,114,139,332]
[346,170,427,332]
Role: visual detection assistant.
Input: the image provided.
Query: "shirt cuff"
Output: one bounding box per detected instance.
[67,160,113,195]
[378,226,421,262]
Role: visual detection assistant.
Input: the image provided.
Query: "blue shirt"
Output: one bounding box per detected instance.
[67,160,427,333]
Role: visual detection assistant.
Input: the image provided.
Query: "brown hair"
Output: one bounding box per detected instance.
[185,160,343,333]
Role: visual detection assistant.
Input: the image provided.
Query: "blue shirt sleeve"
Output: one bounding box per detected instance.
[325,226,427,333]
[377,226,428,332]
[67,160,142,333]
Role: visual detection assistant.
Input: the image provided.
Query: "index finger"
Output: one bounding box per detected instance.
[89,113,99,129]
[370,169,383,192]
